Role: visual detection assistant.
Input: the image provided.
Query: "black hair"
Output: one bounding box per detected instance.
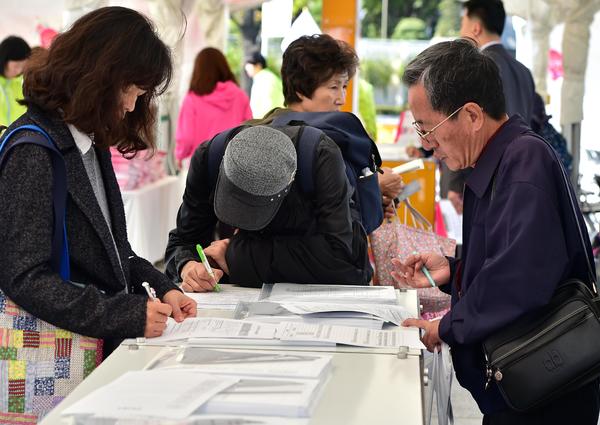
[462,0,506,36]
[0,36,31,77]
[402,38,506,120]
[246,51,266,68]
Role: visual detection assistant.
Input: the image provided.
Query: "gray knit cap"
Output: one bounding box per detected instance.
[214,126,297,231]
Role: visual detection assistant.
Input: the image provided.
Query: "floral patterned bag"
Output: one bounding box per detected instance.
[371,200,456,318]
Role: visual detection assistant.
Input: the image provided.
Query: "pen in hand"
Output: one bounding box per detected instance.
[196,244,222,292]
[411,251,436,288]
[142,281,160,302]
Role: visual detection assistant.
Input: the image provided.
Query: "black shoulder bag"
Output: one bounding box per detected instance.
[482,134,600,412]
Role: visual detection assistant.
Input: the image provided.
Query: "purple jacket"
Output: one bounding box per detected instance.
[438,116,594,414]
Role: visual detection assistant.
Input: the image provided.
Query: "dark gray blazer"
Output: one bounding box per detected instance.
[0,106,178,341]
[483,43,536,125]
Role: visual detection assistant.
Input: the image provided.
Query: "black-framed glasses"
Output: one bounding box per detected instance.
[412,105,464,141]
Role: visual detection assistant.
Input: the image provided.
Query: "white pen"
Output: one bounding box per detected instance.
[142,281,160,303]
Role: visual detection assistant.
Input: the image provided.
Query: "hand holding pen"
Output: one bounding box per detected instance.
[390,252,451,289]
[196,244,222,292]
[141,281,172,338]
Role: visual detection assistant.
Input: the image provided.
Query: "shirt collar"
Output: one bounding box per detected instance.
[466,115,531,199]
[67,123,93,154]
[480,40,503,51]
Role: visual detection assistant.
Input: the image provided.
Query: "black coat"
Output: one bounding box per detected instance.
[0,106,178,343]
[165,126,371,286]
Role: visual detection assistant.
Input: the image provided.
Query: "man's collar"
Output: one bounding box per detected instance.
[480,40,503,51]
[466,115,530,198]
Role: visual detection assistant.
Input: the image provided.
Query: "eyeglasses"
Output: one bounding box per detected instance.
[412,105,464,141]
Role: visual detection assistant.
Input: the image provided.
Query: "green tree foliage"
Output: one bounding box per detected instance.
[434,0,461,37]
[293,0,322,25]
[361,58,393,89]
[392,17,427,39]
[360,0,439,39]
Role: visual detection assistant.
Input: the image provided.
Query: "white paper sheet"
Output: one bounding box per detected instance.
[72,415,309,425]
[149,318,279,343]
[260,283,398,304]
[171,348,332,379]
[185,286,260,310]
[278,322,426,350]
[279,301,413,325]
[200,376,324,418]
[63,370,238,420]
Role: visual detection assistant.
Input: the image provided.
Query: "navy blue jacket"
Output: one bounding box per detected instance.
[438,116,595,414]
[483,44,536,125]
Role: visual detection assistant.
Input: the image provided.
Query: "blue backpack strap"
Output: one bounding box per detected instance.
[207,125,248,190]
[295,126,322,194]
[0,124,70,281]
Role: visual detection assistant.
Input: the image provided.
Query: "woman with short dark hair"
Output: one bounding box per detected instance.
[0,35,31,126]
[0,6,195,355]
[175,47,251,163]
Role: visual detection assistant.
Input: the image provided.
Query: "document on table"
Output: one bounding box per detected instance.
[62,369,238,420]
[184,286,259,310]
[149,317,279,343]
[279,301,414,325]
[260,283,398,304]
[200,376,324,417]
[278,322,426,350]
[173,347,332,379]
[234,301,385,329]
[71,415,309,425]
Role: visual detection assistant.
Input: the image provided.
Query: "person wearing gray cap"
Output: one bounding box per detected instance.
[165,125,371,290]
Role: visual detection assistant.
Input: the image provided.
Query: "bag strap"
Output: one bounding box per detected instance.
[294,125,321,194]
[0,124,70,281]
[491,131,596,290]
[207,125,249,190]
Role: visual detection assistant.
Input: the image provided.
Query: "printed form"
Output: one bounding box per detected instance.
[278,322,425,350]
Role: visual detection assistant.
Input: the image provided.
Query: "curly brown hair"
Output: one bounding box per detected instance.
[281,34,358,106]
[22,7,172,155]
[189,47,237,96]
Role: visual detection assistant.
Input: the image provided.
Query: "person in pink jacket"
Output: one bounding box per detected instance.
[176,47,252,163]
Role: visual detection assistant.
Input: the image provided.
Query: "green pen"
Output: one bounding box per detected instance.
[196,244,222,292]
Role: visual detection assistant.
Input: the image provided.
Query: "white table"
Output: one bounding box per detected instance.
[41,344,423,425]
[121,175,183,264]
[40,287,425,425]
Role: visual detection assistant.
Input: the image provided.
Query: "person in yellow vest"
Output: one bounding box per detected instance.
[0,36,31,126]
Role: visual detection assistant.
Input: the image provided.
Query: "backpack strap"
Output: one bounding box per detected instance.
[0,124,70,281]
[295,125,322,194]
[207,125,249,190]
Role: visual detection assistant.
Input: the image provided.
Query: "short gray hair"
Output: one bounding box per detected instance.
[402,38,506,120]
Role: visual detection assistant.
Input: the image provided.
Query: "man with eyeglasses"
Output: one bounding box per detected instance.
[392,38,599,424]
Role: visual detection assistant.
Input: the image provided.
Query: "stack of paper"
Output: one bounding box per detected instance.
[62,370,238,421]
[233,283,412,329]
[174,347,333,380]
[199,376,325,418]
[71,415,309,425]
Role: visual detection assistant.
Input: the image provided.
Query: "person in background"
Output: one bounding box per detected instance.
[252,34,403,218]
[0,36,31,126]
[394,38,599,424]
[432,0,539,214]
[244,51,284,119]
[175,47,252,165]
[0,7,196,354]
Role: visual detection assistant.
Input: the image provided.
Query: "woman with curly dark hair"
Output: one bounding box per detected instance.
[0,6,196,399]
